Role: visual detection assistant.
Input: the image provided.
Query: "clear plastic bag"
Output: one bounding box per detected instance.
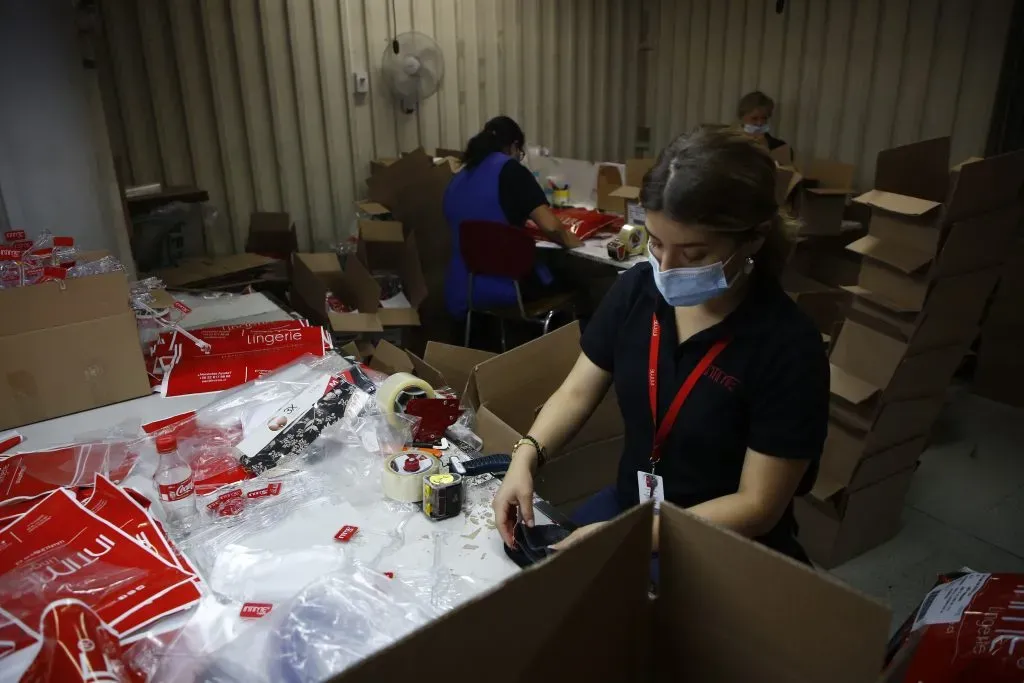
[67,254,126,278]
[201,563,441,682]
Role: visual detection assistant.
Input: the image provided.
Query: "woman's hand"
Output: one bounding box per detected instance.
[548,521,608,552]
[492,450,537,547]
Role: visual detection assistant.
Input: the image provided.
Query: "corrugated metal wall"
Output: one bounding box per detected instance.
[97,0,640,253]
[646,0,1015,187]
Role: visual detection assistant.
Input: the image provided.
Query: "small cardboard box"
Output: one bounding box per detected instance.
[245,211,297,260]
[607,158,655,225]
[0,270,151,429]
[464,322,624,513]
[330,503,890,682]
[828,319,966,444]
[367,339,495,398]
[796,160,856,236]
[357,220,428,327]
[795,466,916,568]
[290,252,383,333]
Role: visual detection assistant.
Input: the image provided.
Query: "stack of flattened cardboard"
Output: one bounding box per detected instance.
[328,504,890,683]
[796,137,1024,567]
[974,238,1024,406]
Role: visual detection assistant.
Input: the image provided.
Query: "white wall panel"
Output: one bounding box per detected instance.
[645,0,1014,188]
[100,0,640,252]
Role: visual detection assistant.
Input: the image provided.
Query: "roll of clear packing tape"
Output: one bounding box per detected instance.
[382,450,440,502]
[375,372,435,428]
[617,224,647,256]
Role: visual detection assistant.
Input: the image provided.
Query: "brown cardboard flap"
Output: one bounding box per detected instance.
[855,261,928,313]
[422,342,495,400]
[356,201,391,216]
[657,505,890,683]
[842,285,920,316]
[809,472,847,503]
[819,418,926,493]
[476,405,524,456]
[868,394,946,452]
[831,320,907,391]
[358,219,404,242]
[803,159,856,189]
[944,148,1024,223]
[0,270,132,337]
[248,211,292,234]
[846,235,934,274]
[334,505,654,683]
[624,158,655,187]
[873,137,951,202]
[769,145,794,166]
[368,339,416,375]
[806,187,853,196]
[596,164,625,213]
[886,345,967,402]
[853,189,942,217]
[933,204,1023,278]
[829,365,880,406]
[608,185,640,200]
[292,252,383,332]
[153,254,276,287]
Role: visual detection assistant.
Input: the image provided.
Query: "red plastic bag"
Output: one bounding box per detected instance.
[899,572,1024,682]
[0,439,139,504]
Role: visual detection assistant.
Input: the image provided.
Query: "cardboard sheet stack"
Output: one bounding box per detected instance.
[973,238,1024,406]
[796,137,1024,567]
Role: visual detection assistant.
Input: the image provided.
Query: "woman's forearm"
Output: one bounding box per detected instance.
[525,383,602,462]
[686,493,775,538]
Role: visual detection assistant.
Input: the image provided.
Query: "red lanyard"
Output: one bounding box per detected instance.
[648,314,729,469]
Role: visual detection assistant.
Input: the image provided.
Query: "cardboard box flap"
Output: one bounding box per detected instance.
[806,187,853,197]
[770,145,794,166]
[846,235,934,274]
[366,147,436,210]
[852,189,942,218]
[358,219,405,242]
[803,159,856,189]
[944,148,1024,223]
[853,261,929,314]
[934,204,1023,278]
[808,472,847,504]
[775,166,803,205]
[624,158,655,188]
[153,254,277,287]
[595,164,626,213]
[831,319,908,390]
[657,505,889,683]
[874,136,951,202]
[608,185,640,200]
[333,505,654,683]
[356,201,392,217]
[368,339,415,375]
[422,342,496,399]
[829,364,880,406]
[842,285,920,316]
[0,270,132,337]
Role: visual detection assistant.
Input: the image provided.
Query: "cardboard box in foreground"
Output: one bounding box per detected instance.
[330,504,890,683]
[0,270,151,429]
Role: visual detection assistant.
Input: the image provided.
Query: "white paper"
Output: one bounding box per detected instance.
[912,572,990,631]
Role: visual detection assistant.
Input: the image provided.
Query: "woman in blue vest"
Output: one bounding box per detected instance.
[442,116,568,319]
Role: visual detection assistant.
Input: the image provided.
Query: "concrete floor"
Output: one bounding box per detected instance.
[830,385,1024,633]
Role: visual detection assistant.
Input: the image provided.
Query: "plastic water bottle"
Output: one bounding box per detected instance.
[153,434,196,522]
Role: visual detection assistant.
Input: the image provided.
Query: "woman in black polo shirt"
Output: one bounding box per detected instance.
[492,126,828,563]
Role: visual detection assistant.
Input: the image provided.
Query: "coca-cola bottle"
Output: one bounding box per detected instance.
[153,434,195,522]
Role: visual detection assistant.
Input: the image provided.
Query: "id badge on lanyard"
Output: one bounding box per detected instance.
[641,313,729,506]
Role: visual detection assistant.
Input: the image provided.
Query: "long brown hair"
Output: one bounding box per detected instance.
[639,126,796,277]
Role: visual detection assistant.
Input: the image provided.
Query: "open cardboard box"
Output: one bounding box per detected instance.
[291,252,383,333]
[796,159,856,236]
[356,219,428,327]
[606,158,655,225]
[0,266,151,429]
[828,319,965,449]
[330,503,890,683]
[366,338,495,400]
[463,322,625,513]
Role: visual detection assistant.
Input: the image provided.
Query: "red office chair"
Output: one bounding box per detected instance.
[459,220,576,350]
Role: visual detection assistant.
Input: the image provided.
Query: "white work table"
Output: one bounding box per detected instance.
[537,233,643,270]
[7,291,540,646]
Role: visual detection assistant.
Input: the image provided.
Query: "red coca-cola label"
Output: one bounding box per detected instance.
[334,525,358,542]
[239,602,273,618]
[4,229,26,242]
[173,300,192,315]
[158,476,194,502]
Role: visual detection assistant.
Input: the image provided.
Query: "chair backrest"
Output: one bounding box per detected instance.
[459,220,536,280]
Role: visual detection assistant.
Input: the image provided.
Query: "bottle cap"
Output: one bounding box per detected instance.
[155,434,177,454]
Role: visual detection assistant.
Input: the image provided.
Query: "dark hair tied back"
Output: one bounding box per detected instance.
[461,116,525,169]
[640,125,797,277]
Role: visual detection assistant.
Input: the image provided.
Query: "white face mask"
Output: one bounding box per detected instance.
[648,246,740,307]
[743,123,770,136]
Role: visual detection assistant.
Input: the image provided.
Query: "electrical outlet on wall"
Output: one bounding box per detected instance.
[353,71,369,94]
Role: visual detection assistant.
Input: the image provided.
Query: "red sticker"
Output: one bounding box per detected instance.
[334,525,358,542]
[0,246,21,260]
[382,571,395,579]
[10,240,32,252]
[4,230,26,242]
[246,482,282,499]
[239,602,273,619]
[53,236,74,247]
[173,300,192,315]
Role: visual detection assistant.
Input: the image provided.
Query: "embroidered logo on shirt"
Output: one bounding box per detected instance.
[703,365,739,392]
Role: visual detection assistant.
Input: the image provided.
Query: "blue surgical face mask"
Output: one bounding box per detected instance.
[648,246,739,307]
[743,123,770,136]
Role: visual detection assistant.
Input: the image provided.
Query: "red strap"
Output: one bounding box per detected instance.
[648,314,729,466]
